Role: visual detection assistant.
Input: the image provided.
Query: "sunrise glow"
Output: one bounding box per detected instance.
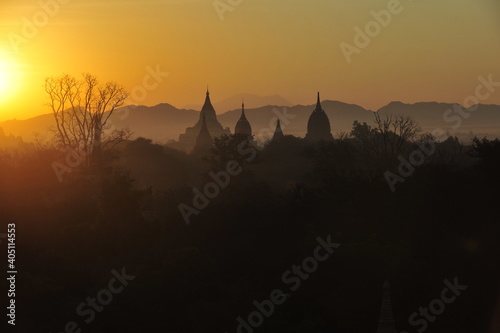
[0,0,499,121]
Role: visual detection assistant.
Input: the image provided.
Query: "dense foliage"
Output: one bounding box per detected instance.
[0,124,498,333]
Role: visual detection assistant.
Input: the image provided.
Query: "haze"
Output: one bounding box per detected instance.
[0,0,499,121]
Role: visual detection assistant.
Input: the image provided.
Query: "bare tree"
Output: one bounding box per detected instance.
[45,73,128,167]
[374,112,420,169]
[350,113,421,174]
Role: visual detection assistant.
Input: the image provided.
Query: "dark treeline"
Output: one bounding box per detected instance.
[0,120,499,333]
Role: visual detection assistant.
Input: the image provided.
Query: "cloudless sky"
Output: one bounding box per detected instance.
[0,0,499,120]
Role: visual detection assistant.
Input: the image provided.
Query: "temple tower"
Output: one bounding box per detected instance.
[235,100,252,136]
[305,92,333,141]
[178,88,230,152]
[376,281,398,333]
[191,114,213,155]
[271,119,284,142]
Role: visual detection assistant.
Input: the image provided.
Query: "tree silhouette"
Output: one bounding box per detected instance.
[45,73,128,167]
[374,112,420,169]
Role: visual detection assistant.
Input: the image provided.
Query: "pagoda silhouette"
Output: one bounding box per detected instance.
[234,99,252,136]
[305,92,334,142]
[177,88,230,152]
[376,281,398,333]
[185,90,334,155]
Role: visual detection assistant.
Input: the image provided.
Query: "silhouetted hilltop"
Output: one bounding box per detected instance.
[0,113,55,142]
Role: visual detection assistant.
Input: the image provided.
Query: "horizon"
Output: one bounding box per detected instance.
[4,95,500,122]
[1,0,500,121]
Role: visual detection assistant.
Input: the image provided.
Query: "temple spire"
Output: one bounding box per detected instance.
[178,88,230,153]
[272,119,284,141]
[200,86,216,121]
[376,281,398,333]
[305,92,333,141]
[235,98,252,136]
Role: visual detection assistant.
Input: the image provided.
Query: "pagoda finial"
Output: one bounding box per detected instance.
[316,92,322,110]
[206,85,209,96]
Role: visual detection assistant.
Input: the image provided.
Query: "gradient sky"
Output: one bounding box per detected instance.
[0,0,499,121]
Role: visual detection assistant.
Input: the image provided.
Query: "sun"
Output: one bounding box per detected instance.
[0,51,20,105]
[0,62,9,94]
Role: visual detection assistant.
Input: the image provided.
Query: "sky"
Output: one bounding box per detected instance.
[0,0,499,121]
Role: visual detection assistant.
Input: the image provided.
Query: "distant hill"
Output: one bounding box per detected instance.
[1,101,499,145]
[379,102,500,138]
[183,93,293,114]
[0,113,55,143]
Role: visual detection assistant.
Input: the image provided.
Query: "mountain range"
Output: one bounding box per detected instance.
[1,99,499,145]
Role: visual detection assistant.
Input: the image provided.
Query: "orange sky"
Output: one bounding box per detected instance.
[0,0,499,121]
